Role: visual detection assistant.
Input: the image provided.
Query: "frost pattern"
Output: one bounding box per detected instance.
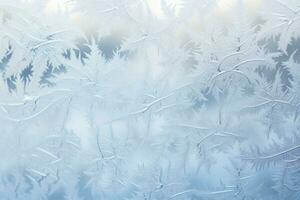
[0,0,300,199]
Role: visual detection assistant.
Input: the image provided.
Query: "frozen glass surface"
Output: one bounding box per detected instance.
[0,0,300,199]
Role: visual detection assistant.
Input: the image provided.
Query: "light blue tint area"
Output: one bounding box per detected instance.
[0,0,300,199]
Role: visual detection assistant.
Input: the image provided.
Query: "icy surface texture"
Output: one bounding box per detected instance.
[0,0,300,199]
